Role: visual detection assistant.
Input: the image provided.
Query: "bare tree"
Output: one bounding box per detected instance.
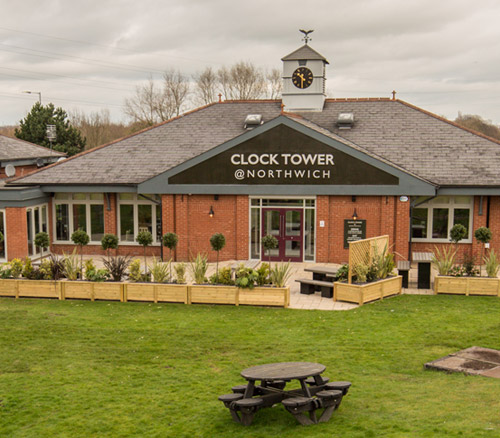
[193,67,218,105]
[455,112,500,140]
[266,68,282,100]
[217,61,266,100]
[163,69,190,117]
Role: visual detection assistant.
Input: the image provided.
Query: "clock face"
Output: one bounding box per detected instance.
[292,67,313,89]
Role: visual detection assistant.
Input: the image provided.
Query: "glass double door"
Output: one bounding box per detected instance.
[262,208,303,262]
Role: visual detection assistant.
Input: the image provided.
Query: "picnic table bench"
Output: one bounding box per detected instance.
[218,362,351,426]
[296,266,339,298]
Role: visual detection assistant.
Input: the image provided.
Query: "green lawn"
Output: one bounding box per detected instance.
[0,295,499,438]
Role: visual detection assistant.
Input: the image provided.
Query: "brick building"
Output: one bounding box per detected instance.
[6,43,500,264]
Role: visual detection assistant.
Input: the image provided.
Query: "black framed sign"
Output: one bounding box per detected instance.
[344,219,366,248]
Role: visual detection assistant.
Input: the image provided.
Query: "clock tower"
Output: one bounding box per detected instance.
[281,40,329,112]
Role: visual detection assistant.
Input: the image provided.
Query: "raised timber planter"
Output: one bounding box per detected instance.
[434,276,500,296]
[334,276,402,305]
[0,279,61,299]
[189,285,238,305]
[61,281,123,301]
[239,286,290,307]
[124,283,188,303]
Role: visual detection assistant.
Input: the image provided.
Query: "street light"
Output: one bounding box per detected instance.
[22,90,41,103]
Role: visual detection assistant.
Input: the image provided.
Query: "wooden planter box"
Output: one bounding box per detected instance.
[0,279,61,299]
[434,276,500,296]
[239,286,290,307]
[189,285,238,305]
[334,276,402,305]
[61,281,123,301]
[124,283,188,303]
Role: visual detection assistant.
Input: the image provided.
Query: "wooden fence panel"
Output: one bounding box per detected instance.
[348,235,389,284]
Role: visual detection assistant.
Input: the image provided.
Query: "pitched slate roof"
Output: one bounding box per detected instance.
[281,44,329,64]
[11,98,500,187]
[0,134,65,161]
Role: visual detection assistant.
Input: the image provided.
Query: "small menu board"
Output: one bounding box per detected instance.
[344,219,366,248]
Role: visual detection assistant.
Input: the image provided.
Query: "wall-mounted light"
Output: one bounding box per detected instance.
[209,206,214,217]
[352,209,358,220]
[214,195,219,201]
[352,195,356,203]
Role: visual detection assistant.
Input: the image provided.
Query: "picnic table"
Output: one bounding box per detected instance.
[218,362,351,426]
[295,266,339,298]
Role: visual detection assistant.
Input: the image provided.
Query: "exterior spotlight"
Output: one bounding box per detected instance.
[352,209,358,221]
[209,206,214,217]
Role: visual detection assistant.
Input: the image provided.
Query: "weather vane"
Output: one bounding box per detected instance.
[299,29,314,44]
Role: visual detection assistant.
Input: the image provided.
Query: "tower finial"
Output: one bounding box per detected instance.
[299,29,314,44]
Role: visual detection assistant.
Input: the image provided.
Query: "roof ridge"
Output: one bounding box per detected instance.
[9,101,219,185]
[325,97,392,102]
[396,99,500,146]
[221,99,281,104]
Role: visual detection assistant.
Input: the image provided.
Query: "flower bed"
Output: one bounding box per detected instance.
[333,276,402,305]
[434,276,500,296]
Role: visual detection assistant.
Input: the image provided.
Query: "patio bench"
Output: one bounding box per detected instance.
[295,278,333,298]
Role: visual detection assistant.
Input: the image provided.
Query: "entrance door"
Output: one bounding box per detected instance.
[262,208,303,262]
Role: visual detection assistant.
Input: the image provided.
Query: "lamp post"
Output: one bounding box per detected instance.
[22,90,42,103]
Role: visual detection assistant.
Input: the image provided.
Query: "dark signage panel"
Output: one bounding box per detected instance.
[170,124,398,186]
[344,220,366,248]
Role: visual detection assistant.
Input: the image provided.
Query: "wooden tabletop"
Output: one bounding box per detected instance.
[241,362,326,381]
[304,266,338,275]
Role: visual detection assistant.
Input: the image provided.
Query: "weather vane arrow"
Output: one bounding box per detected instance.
[299,29,314,44]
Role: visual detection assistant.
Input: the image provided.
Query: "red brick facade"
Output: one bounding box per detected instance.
[7,194,500,264]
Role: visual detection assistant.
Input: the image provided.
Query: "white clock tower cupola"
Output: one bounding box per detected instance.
[281,32,329,112]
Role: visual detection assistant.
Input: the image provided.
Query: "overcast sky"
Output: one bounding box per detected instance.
[1,0,500,126]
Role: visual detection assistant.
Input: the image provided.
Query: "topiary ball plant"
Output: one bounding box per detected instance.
[136,231,153,276]
[210,233,226,283]
[450,224,467,245]
[262,234,279,268]
[34,231,50,261]
[162,232,178,279]
[475,227,493,276]
[101,233,119,262]
[71,229,90,279]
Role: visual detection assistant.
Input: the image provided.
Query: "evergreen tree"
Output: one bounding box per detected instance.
[15,102,86,156]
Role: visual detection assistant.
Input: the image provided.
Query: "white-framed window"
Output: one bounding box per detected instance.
[0,209,6,261]
[53,193,105,243]
[118,193,161,244]
[411,196,473,243]
[27,204,49,257]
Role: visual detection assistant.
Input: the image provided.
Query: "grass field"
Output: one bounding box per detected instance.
[0,294,499,437]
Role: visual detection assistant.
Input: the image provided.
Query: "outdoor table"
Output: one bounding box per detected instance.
[304,266,338,282]
[219,362,348,426]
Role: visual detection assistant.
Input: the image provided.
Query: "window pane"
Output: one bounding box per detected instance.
[430,196,450,205]
[56,204,69,241]
[119,193,134,201]
[304,208,315,261]
[454,209,470,234]
[305,199,315,207]
[90,205,104,241]
[454,196,472,205]
[27,210,33,256]
[90,193,103,201]
[41,206,47,233]
[0,211,4,259]
[138,204,152,234]
[72,193,86,200]
[262,199,303,207]
[250,208,260,259]
[251,199,260,206]
[73,204,87,232]
[54,193,68,200]
[412,208,428,238]
[155,206,161,242]
[34,207,40,235]
[432,208,448,239]
[120,205,134,241]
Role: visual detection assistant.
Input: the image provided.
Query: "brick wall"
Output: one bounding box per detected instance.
[5,207,28,260]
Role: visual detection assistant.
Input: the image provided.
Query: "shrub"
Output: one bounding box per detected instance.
[174,263,186,284]
[149,257,170,283]
[484,250,500,278]
[462,253,479,277]
[103,255,131,282]
[209,266,233,285]
[136,231,153,276]
[354,263,370,283]
[235,265,258,289]
[39,259,53,280]
[84,259,109,282]
[101,234,119,261]
[256,263,270,286]
[62,249,81,281]
[22,257,34,278]
[189,253,209,284]
[210,233,226,282]
[10,258,23,278]
[71,229,90,278]
[48,254,65,280]
[450,224,467,245]
[0,264,11,279]
[34,232,50,261]
[128,259,143,282]
[335,264,349,282]
[270,261,293,287]
[431,246,457,276]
